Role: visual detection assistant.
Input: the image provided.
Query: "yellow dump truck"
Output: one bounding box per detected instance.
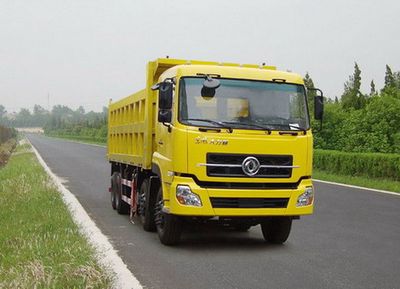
[107,58,324,245]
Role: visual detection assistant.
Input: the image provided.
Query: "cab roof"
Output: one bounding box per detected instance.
[153,58,304,85]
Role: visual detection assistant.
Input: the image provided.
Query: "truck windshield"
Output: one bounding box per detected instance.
[179,77,310,131]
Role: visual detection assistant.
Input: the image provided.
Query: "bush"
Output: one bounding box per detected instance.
[314,149,400,181]
[0,125,16,144]
[0,138,17,166]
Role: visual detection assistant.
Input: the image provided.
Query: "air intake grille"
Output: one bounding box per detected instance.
[206,153,293,178]
[210,197,289,208]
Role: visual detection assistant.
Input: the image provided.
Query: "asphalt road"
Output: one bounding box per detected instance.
[27,134,400,289]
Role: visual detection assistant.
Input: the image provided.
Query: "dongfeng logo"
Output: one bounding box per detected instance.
[242,156,260,176]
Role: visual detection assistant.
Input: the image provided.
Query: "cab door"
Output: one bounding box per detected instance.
[154,80,176,184]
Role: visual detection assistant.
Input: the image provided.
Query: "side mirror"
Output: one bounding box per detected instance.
[307,87,324,120]
[314,95,324,120]
[307,87,324,130]
[158,110,172,123]
[152,80,174,130]
[159,82,173,110]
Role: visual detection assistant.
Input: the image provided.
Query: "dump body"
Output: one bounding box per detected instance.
[107,58,316,245]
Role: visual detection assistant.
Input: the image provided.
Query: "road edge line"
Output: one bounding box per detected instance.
[313,179,400,196]
[29,139,142,289]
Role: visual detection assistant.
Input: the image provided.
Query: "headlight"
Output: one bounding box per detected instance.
[296,187,314,207]
[176,185,202,207]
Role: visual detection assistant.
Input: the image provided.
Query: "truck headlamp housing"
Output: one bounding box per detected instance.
[176,185,202,207]
[297,187,314,207]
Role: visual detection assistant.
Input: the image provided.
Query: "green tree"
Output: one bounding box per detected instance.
[384,65,395,89]
[312,102,346,149]
[15,108,32,127]
[370,80,376,96]
[303,72,316,111]
[341,62,366,110]
[381,66,400,98]
[76,106,85,115]
[361,94,400,153]
[32,105,48,126]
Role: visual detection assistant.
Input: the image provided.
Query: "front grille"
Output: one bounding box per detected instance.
[206,153,293,178]
[210,197,289,208]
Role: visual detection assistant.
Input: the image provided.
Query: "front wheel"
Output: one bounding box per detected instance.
[261,218,292,244]
[155,187,182,246]
[138,179,156,232]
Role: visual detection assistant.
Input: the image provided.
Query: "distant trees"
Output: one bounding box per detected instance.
[0,105,6,119]
[0,104,107,142]
[0,104,49,127]
[44,106,107,141]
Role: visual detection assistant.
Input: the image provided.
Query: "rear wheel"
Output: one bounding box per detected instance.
[155,187,182,245]
[138,179,156,231]
[114,173,129,215]
[261,218,292,244]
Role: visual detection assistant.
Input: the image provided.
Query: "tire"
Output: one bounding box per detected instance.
[110,173,117,210]
[261,218,292,244]
[138,179,156,232]
[114,172,129,215]
[155,187,182,245]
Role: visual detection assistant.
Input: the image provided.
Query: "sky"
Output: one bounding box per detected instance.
[0,0,399,112]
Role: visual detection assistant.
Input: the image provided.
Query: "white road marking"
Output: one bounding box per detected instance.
[29,139,142,289]
[313,179,400,197]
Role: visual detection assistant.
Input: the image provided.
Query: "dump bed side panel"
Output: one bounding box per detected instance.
[107,58,190,169]
[107,88,151,168]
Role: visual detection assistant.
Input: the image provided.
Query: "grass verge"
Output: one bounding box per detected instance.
[313,169,400,193]
[0,141,112,288]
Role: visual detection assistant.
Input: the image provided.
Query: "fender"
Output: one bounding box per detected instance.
[151,161,172,203]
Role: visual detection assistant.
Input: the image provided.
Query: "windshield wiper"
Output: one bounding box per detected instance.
[220,121,272,134]
[266,123,307,133]
[183,118,233,132]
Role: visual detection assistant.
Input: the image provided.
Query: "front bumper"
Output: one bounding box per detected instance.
[164,176,313,216]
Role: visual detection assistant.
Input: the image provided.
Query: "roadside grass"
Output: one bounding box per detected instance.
[313,169,400,193]
[0,142,112,288]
